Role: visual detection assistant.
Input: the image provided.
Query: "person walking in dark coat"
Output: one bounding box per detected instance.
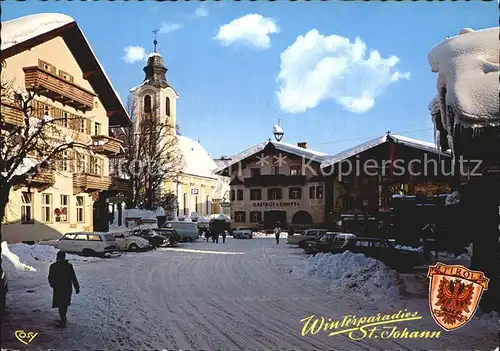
[48,251,80,327]
[212,231,219,243]
[274,222,281,244]
[221,230,227,243]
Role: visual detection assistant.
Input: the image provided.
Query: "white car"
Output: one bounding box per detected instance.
[39,232,118,257]
[232,227,253,239]
[111,232,152,251]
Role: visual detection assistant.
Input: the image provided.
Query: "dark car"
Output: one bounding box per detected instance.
[151,228,180,246]
[298,231,330,250]
[131,229,169,248]
[304,237,423,272]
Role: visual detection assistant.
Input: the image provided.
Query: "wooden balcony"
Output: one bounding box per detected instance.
[91,135,122,155]
[109,177,130,193]
[31,170,56,191]
[0,103,24,127]
[23,66,95,112]
[243,175,307,187]
[73,174,110,194]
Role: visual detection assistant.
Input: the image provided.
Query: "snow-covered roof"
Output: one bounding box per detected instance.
[428,27,499,128]
[214,140,329,174]
[1,13,131,127]
[178,135,218,179]
[1,13,74,51]
[148,52,161,58]
[320,134,450,169]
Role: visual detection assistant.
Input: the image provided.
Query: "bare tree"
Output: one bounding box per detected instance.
[0,75,90,265]
[115,95,182,211]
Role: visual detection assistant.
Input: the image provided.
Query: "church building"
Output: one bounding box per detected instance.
[129,39,229,219]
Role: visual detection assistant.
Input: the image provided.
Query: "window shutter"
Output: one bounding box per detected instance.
[85,119,91,134]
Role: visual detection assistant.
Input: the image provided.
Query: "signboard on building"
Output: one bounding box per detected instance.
[252,201,300,207]
[191,189,198,195]
[220,202,230,208]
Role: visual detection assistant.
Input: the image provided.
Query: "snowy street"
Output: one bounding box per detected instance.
[2,238,498,351]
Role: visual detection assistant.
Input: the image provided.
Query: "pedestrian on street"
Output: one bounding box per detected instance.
[274,222,281,244]
[205,231,211,242]
[221,230,227,243]
[48,251,80,328]
[212,231,219,243]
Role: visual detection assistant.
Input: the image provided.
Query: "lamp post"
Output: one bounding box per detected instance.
[272,119,284,142]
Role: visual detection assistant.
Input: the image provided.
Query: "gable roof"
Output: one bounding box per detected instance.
[1,13,131,127]
[320,134,451,169]
[214,139,329,174]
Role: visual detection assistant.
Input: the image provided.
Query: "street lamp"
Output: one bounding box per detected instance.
[272,120,284,142]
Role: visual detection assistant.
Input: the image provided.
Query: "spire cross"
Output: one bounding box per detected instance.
[152,29,159,52]
[278,118,281,126]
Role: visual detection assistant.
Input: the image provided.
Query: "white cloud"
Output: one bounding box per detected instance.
[215,14,279,49]
[159,22,182,34]
[194,5,209,17]
[122,45,147,64]
[277,30,411,114]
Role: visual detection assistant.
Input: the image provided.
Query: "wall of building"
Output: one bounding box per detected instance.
[2,35,114,242]
[228,152,325,229]
[175,174,220,217]
[3,174,94,243]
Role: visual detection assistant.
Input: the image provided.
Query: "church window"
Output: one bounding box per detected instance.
[165,97,171,116]
[144,95,152,114]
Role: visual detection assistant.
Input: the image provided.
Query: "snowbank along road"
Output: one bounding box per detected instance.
[2,238,497,350]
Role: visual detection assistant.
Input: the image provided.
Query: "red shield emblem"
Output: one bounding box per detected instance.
[428,263,489,331]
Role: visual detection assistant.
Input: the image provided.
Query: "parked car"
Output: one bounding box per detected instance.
[151,228,181,246]
[130,229,169,248]
[0,269,7,324]
[111,232,152,251]
[162,221,199,242]
[287,229,328,245]
[39,232,119,257]
[233,227,253,239]
[303,236,423,271]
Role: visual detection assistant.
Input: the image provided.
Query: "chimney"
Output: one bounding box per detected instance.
[297,142,307,149]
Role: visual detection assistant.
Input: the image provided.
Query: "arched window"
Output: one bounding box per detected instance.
[143,95,151,114]
[165,97,171,116]
[183,193,188,215]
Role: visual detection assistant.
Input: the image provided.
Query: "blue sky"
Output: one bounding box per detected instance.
[3,1,496,159]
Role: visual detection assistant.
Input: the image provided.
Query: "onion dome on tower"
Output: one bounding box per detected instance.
[142,30,170,89]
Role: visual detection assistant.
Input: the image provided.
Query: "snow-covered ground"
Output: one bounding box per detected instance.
[1,239,497,350]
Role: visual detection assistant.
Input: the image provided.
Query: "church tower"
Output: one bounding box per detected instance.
[130,31,178,135]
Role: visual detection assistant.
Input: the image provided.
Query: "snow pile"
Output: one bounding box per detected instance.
[252,231,288,238]
[293,251,400,301]
[395,245,424,253]
[445,191,461,205]
[124,208,157,219]
[6,243,100,264]
[455,252,471,260]
[1,241,36,271]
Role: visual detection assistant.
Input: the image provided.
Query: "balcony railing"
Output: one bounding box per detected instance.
[109,177,130,192]
[73,174,110,193]
[0,103,24,127]
[91,135,122,155]
[23,66,95,111]
[243,175,307,187]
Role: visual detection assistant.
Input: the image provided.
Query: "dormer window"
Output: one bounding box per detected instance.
[144,95,151,114]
